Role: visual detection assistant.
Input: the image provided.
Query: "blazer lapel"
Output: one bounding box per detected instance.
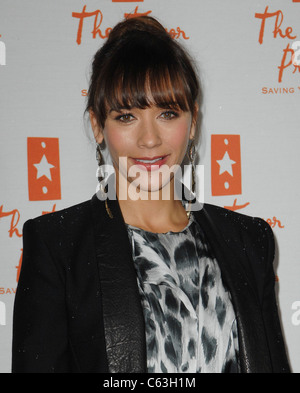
[194,206,272,373]
[90,193,147,373]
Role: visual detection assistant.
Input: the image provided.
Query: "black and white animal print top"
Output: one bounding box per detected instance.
[126,212,240,373]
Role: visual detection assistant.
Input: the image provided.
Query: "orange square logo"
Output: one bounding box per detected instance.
[27,137,61,201]
[211,135,242,196]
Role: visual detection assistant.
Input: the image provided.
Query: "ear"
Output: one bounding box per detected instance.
[189,102,199,140]
[89,110,104,144]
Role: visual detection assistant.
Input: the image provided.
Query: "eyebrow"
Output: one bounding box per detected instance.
[108,107,133,114]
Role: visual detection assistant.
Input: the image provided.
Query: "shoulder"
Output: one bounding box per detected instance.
[22,199,94,242]
[200,202,275,268]
[21,198,103,276]
[202,203,273,242]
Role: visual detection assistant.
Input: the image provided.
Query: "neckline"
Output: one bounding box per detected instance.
[125,211,194,235]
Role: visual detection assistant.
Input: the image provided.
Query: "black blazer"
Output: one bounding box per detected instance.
[12,193,290,373]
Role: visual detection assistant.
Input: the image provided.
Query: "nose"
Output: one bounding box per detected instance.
[137,117,162,149]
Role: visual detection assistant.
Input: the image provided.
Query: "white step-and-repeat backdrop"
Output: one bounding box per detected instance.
[1,0,300,373]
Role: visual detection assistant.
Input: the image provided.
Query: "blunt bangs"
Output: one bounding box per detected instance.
[92,32,199,127]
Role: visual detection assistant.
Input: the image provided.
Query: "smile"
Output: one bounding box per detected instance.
[131,155,169,171]
[135,157,163,163]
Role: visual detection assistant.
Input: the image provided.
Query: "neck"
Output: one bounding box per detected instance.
[115,173,189,233]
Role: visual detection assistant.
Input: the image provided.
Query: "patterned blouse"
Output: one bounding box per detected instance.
[126,212,240,373]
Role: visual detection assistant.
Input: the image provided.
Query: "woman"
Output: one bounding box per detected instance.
[12,16,290,373]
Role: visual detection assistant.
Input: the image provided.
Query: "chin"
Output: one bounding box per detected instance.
[127,173,175,200]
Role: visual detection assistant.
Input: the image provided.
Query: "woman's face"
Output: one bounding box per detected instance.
[91,104,197,199]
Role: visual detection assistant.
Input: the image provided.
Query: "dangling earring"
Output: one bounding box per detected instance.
[186,139,196,219]
[188,139,196,194]
[96,144,104,183]
[96,144,113,219]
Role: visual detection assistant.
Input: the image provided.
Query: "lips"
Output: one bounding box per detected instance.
[131,155,169,171]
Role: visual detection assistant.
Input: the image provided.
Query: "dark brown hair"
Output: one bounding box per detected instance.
[85,16,200,129]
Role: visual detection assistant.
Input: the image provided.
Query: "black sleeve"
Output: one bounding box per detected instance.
[12,219,71,373]
[260,219,291,373]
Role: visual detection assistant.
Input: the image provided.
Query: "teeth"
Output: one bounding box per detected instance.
[136,157,163,164]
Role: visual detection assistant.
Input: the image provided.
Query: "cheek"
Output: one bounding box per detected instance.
[103,128,130,158]
[102,127,136,178]
[167,121,191,152]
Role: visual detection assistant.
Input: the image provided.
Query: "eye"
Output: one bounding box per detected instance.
[115,113,135,123]
[160,110,179,120]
